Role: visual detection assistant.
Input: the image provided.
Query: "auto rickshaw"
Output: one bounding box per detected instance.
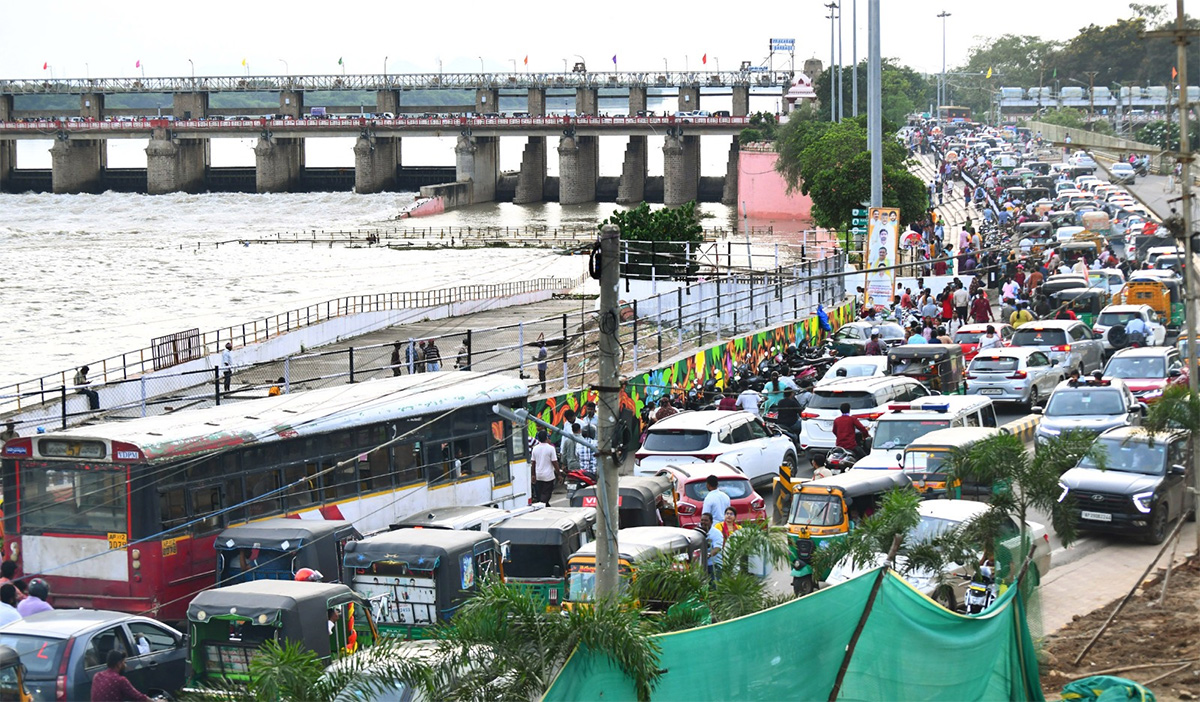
[1050,288,1107,326]
[1081,210,1112,240]
[1003,186,1028,203]
[903,427,1004,499]
[214,519,361,586]
[1017,222,1055,257]
[1116,276,1185,328]
[563,526,706,610]
[786,470,913,578]
[343,528,499,639]
[998,173,1022,189]
[1057,240,1102,267]
[0,646,29,702]
[1041,274,1090,297]
[570,475,678,527]
[886,344,965,394]
[1024,186,1052,202]
[186,581,377,685]
[489,507,597,609]
[392,504,533,532]
[1026,162,1052,176]
[1048,210,1078,229]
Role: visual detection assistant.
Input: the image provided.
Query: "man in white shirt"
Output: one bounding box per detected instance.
[979,325,1004,350]
[699,512,724,580]
[530,431,559,505]
[1124,316,1149,346]
[0,585,20,627]
[701,475,732,525]
[735,388,761,416]
[221,342,233,392]
[1072,258,1089,276]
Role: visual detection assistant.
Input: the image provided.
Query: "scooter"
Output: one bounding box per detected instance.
[564,468,597,501]
[826,446,861,473]
[791,537,818,596]
[960,561,999,615]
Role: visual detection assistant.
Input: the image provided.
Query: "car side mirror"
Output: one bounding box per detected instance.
[1050,359,1059,366]
[1170,369,1182,378]
[1030,407,1043,415]
[1138,403,1148,415]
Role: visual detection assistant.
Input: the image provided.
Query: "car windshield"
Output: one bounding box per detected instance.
[873,420,951,450]
[567,563,629,602]
[1077,436,1167,475]
[505,545,566,579]
[906,515,964,546]
[790,494,844,527]
[904,449,950,474]
[953,331,983,343]
[970,357,1019,372]
[875,324,905,339]
[828,361,882,379]
[1097,312,1140,326]
[1045,389,1126,416]
[641,429,710,452]
[684,478,753,501]
[808,390,876,411]
[1011,328,1068,347]
[0,634,65,677]
[1105,356,1166,379]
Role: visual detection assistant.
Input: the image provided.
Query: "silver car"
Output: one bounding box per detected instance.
[966,348,1064,409]
[1035,378,1144,445]
[1009,320,1106,375]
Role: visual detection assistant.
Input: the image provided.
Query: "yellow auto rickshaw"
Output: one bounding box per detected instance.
[903,427,1004,499]
[1116,276,1185,328]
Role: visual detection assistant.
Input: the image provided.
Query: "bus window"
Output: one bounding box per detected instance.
[492,437,511,485]
[160,487,188,533]
[20,464,127,534]
[359,446,392,493]
[193,484,225,534]
[223,475,246,525]
[456,435,489,477]
[246,470,281,517]
[393,444,421,487]
[283,462,320,510]
[326,460,358,500]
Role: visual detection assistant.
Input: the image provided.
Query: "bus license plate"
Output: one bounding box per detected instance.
[1081,510,1112,522]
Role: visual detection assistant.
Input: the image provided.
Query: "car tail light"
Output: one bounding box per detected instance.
[692,454,723,463]
[677,502,697,515]
[853,412,885,421]
[801,411,819,419]
[55,638,74,701]
[750,496,765,511]
[1007,371,1028,379]
[965,372,976,380]
[1052,344,1071,352]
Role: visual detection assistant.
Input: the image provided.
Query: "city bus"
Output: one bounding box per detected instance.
[0,371,531,622]
[938,105,973,123]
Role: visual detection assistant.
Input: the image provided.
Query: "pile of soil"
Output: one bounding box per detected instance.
[1040,555,1200,701]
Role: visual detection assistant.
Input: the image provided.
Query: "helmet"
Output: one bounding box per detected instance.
[294,568,323,582]
[28,578,49,600]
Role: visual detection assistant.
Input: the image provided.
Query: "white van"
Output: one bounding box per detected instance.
[853,395,999,470]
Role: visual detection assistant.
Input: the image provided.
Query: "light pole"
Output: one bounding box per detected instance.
[938,11,951,114]
[85,63,90,80]
[575,54,587,72]
[478,56,485,73]
[713,57,719,73]
[509,58,517,73]
[852,0,858,116]
[563,58,568,73]
[837,0,844,121]
[826,2,838,121]
[278,59,289,76]
[187,58,194,81]
[663,58,668,74]
[384,56,388,75]
[869,0,881,206]
[1083,70,1099,123]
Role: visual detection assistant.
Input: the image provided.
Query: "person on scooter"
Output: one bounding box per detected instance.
[863,331,883,356]
[650,396,677,423]
[795,380,814,411]
[1124,315,1149,347]
[832,402,869,460]
[774,387,803,434]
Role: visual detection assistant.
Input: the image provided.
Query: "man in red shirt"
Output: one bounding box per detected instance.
[969,290,993,323]
[832,402,869,457]
[90,650,150,701]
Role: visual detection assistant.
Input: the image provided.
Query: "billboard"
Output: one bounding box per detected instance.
[865,207,899,306]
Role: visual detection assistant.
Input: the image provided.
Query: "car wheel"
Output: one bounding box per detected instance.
[933,584,957,611]
[1144,504,1168,545]
[793,574,815,596]
[1025,386,1040,412]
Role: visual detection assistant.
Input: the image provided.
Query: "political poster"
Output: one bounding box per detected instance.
[864,207,899,307]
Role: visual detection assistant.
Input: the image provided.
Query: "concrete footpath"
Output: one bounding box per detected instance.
[1041,522,1197,633]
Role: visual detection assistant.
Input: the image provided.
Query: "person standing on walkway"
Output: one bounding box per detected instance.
[390,343,403,377]
[404,338,418,374]
[221,342,233,392]
[953,283,970,328]
[560,410,581,475]
[416,341,428,373]
[970,290,993,324]
[535,340,548,392]
[73,366,100,411]
[530,431,559,505]
[424,339,442,372]
[454,337,471,371]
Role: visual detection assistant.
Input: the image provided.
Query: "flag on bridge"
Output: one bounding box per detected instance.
[702,54,707,65]
[1172,65,1179,80]
[986,66,992,78]
[524,56,528,66]
[338,57,344,66]
[241,58,247,67]
[136,60,141,68]
[42,62,47,70]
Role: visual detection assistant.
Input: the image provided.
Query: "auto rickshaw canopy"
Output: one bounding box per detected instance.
[215,518,361,584]
[570,475,675,527]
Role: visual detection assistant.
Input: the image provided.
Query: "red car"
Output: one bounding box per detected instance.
[1102,346,1188,404]
[655,462,765,527]
[953,323,1013,361]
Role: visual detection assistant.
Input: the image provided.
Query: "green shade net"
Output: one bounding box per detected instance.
[543,568,1044,702]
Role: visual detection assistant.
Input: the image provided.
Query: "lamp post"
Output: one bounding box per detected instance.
[837,0,844,121]
[478,56,485,73]
[937,11,951,113]
[384,56,388,75]
[278,59,289,76]
[509,58,517,73]
[713,57,719,73]
[1083,70,1099,124]
[852,0,858,116]
[563,58,568,73]
[663,58,668,74]
[187,58,194,81]
[826,1,838,121]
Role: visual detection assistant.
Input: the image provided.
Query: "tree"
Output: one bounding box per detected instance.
[774,116,928,231]
[812,59,935,122]
[1037,107,1088,130]
[1142,384,1200,550]
[600,202,704,280]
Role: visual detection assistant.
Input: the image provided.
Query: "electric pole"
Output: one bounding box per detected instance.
[938,11,951,113]
[852,0,858,116]
[826,2,838,121]
[1084,70,1099,123]
[837,2,844,121]
[1147,0,1200,553]
[594,223,622,602]
[869,0,881,206]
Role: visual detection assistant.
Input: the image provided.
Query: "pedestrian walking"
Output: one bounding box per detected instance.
[221,342,233,391]
[416,341,427,373]
[454,337,471,371]
[404,338,418,374]
[530,431,559,505]
[390,343,403,377]
[423,339,442,372]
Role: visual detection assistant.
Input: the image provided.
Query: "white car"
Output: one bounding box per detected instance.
[1069,151,1098,169]
[853,396,999,470]
[632,410,797,491]
[796,376,932,458]
[816,357,889,386]
[1094,304,1168,349]
[825,500,1051,611]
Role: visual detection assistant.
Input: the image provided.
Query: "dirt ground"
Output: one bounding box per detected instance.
[1040,555,1200,701]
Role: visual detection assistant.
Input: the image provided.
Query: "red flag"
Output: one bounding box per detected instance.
[702,54,707,65]
[1173,66,1179,80]
[135,60,141,68]
[523,55,528,66]
[42,62,47,70]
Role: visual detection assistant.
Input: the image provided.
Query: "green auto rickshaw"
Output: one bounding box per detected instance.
[1050,288,1106,327]
[489,506,597,609]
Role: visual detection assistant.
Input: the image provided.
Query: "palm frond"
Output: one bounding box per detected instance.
[1144,385,1200,434]
[721,522,792,577]
[245,640,326,702]
[626,554,706,606]
[708,570,767,621]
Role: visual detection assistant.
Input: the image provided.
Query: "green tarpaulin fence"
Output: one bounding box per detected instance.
[542,567,1044,702]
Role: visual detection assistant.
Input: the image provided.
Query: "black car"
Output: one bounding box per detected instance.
[829,322,906,356]
[1059,426,1193,544]
[0,610,187,701]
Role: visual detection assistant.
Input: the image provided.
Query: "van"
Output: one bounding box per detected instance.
[853,396,998,470]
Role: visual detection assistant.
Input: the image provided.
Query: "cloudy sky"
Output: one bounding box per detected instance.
[1,0,1145,81]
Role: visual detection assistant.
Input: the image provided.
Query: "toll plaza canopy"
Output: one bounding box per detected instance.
[542,567,1044,701]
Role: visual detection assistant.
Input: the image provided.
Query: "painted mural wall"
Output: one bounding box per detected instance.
[527,301,855,439]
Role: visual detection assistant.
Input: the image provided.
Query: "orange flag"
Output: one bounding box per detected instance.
[1172,66,1179,80]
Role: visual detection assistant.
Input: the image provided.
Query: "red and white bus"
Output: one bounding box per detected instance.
[0,371,530,622]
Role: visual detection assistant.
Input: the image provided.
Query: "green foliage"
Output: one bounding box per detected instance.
[627,554,707,607]
[600,201,704,280]
[1038,108,1088,130]
[812,60,935,124]
[1144,385,1200,434]
[774,116,928,231]
[739,128,763,144]
[811,487,922,578]
[738,112,782,145]
[1136,120,1193,150]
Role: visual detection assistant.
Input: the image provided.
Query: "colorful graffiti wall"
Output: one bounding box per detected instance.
[527,302,855,438]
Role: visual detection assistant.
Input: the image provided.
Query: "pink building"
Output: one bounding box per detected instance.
[737,145,814,220]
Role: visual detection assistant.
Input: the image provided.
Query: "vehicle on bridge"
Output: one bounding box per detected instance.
[0,371,531,622]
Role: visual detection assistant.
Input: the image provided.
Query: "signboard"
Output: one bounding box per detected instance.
[770,38,796,51]
[865,207,900,306]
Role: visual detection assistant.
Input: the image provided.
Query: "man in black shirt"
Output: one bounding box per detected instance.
[774,388,803,433]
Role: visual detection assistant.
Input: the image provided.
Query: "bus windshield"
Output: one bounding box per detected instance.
[19,462,127,534]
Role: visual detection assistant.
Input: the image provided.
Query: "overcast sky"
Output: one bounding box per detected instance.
[0,0,1147,81]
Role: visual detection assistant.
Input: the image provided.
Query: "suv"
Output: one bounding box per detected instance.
[1059,426,1193,543]
[1035,378,1143,445]
[0,610,187,701]
[633,411,796,491]
[1093,304,1167,349]
[655,462,765,527]
[796,376,932,458]
[1102,346,1187,403]
[1009,320,1105,375]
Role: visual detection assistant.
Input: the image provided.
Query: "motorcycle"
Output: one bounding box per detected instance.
[791,537,818,596]
[826,446,861,473]
[959,561,999,615]
[564,468,597,501]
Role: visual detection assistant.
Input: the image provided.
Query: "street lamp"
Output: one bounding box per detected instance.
[478,56,485,73]
[278,59,289,76]
[826,1,838,121]
[663,58,668,74]
[187,58,194,81]
[937,11,951,113]
[574,54,587,72]
[713,56,720,73]
[563,58,568,73]
[384,56,388,75]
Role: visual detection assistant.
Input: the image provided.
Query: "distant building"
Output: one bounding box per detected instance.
[784,73,818,112]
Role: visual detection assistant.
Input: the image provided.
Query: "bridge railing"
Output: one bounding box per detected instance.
[0,276,582,415]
